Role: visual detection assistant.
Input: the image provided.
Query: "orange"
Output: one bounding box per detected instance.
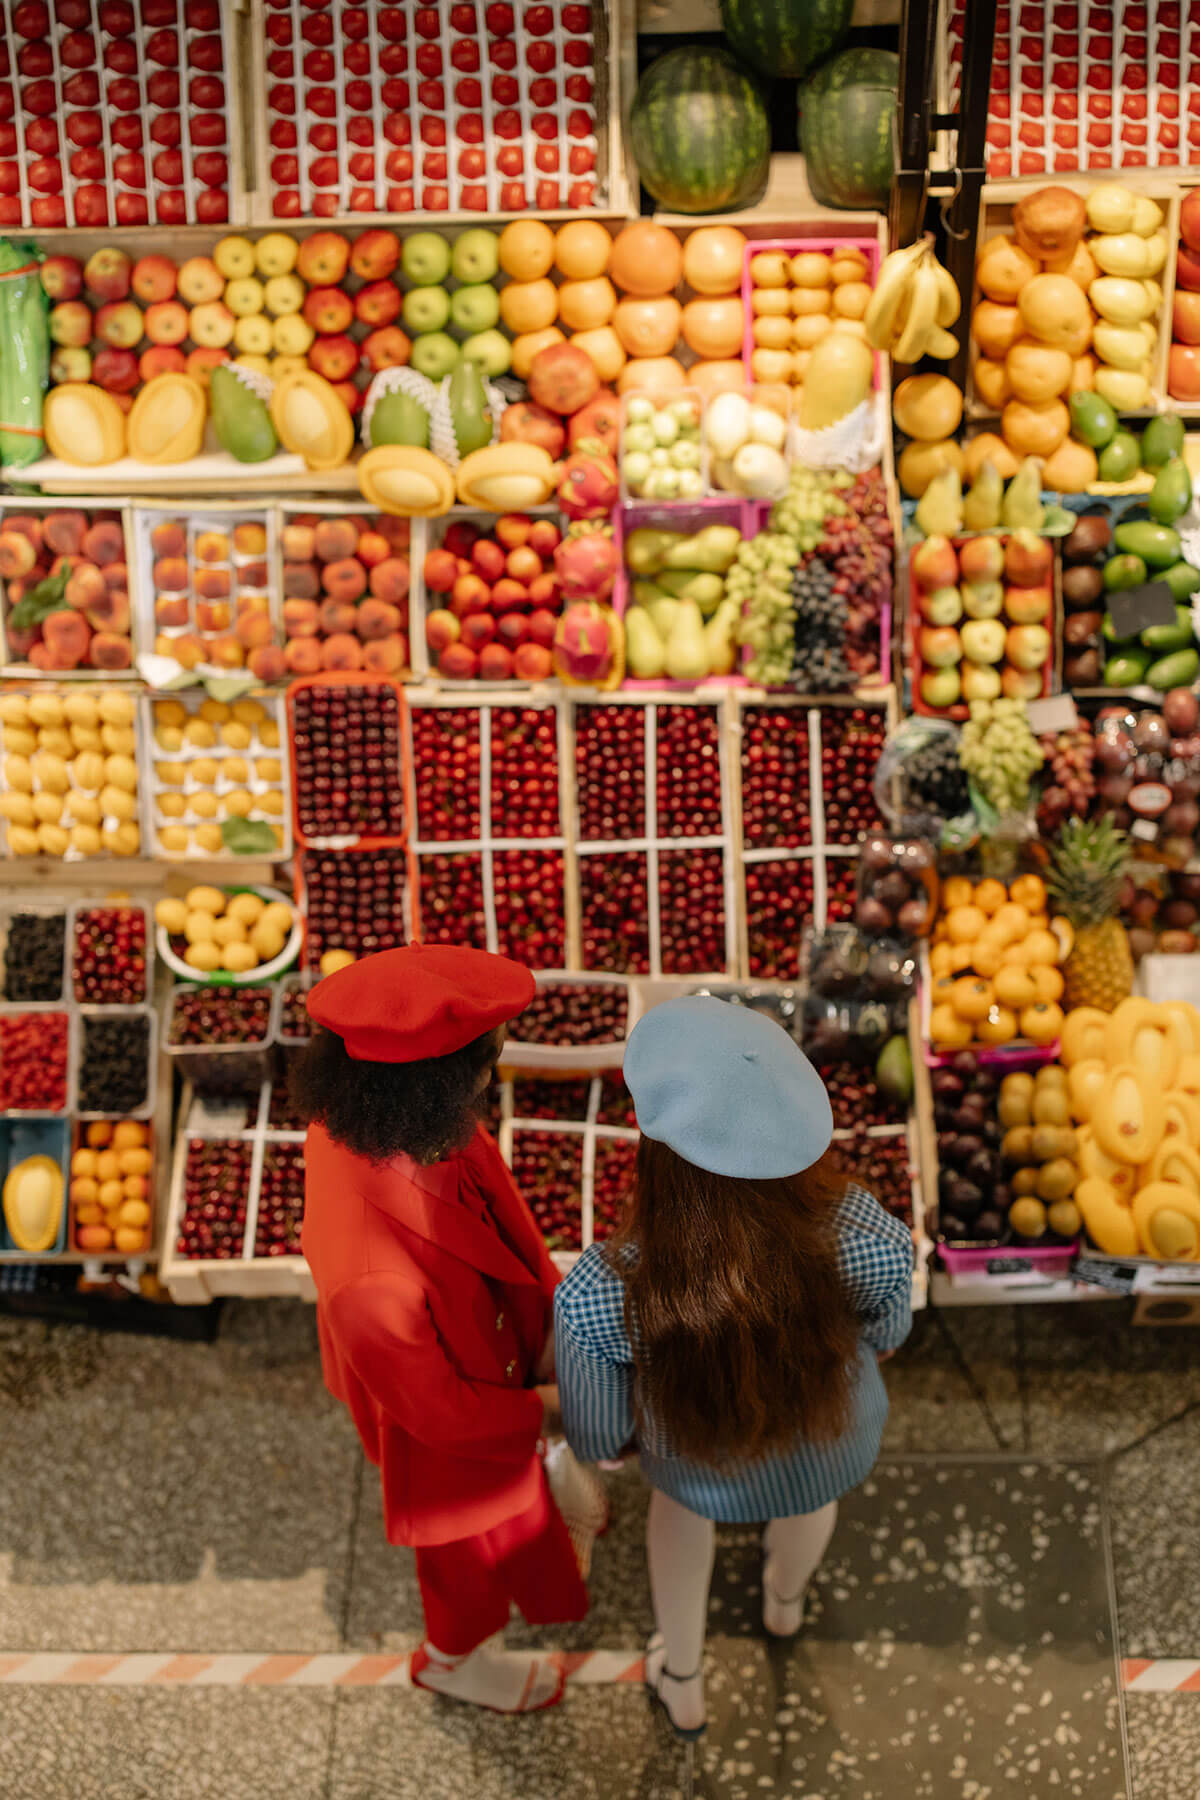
[616,356,686,400]
[112,1121,146,1150]
[994,964,1039,1009]
[608,221,683,296]
[946,904,987,945]
[1030,964,1065,1004]
[1011,873,1047,912]
[930,973,958,1007]
[948,944,974,974]
[931,1004,973,1051]
[1022,928,1060,967]
[554,219,613,281]
[941,875,974,909]
[499,218,556,281]
[930,942,954,977]
[613,295,682,358]
[971,937,1005,980]
[510,326,565,379]
[570,328,626,384]
[87,1121,113,1148]
[688,358,748,398]
[974,877,1008,915]
[977,1004,1019,1045]
[556,276,617,331]
[681,224,746,295]
[681,296,745,359]
[499,278,559,335]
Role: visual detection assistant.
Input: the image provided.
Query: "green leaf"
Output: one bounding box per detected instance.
[7,568,69,632]
[220,816,279,856]
[202,673,258,704]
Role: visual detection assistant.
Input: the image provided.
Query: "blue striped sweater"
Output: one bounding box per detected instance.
[555,1184,913,1522]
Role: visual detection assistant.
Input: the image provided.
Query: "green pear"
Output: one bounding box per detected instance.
[644,595,681,640]
[664,598,709,680]
[632,579,670,608]
[705,599,741,676]
[914,468,963,538]
[962,459,1003,532]
[625,607,666,680]
[655,569,724,610]
[658,523,741,574]
[1000,457,1045,530]
[624,527,684,576]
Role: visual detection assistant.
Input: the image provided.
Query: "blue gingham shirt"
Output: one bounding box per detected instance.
[555,1184,913,1523]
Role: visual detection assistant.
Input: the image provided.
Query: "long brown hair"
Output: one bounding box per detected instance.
[609,1137,858,1464]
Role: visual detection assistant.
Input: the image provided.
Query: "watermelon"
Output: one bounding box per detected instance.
[799,47,899,212]
[629,46,770,216]
[720,0,853,81]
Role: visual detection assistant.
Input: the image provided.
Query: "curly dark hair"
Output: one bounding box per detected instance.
[290,1026,502,1166]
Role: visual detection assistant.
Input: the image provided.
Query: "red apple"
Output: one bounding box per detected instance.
[84,247,131,301]
[94,300,143,348]
[41,254,83,300]
[307,333,357,382]
[1169,342,1200,401]
[91,346,139,393]
[361,326,411,371]
[1175,289,1200,345]
[1182,189,1200,253]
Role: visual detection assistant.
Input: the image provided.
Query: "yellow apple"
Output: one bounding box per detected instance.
[254,232,299,277]
[224,276,266,318]
[178,256,224,305]
[234,354,272,379]
[233,315,273,355]
[214,235,257,280]
[269,354,308,381]
[272,312,314,356]
[188,301,236,348]
[264,273,305,317]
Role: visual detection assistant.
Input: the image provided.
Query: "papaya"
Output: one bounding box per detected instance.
[1161,1090,1200,1147]
[270,370,354,472]
[1066,1057,1107,1123]
[1132,1181,1200,1259]
[1175,1052,1200,1098]
[1076,1176,1141,1256]
[1147,457,1192,525]
[455,443,558,511]
[126,373,206,466]
[357,446,455,517]
[363,366,435,449]
[1160,560,1200,601]
[43,383,125,466]
[1093,1064,1167,1165]
[210,363,278,463]
[3,1154,64,1254]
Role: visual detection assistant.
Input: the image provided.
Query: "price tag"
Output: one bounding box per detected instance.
[986,1256,1033,1275]
[1073,1256,1137,1294]
[1131,819,1160,842]
[1025,693,1079,735]
[1107,581,1177,644]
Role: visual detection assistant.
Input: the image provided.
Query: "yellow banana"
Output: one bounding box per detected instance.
[863,238,930,351]
[924,324,959,359]
[893,254,940,363]
[932,260,961,328]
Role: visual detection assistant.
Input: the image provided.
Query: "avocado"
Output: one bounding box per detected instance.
[209,364,278,463]
[1140,413,1186,469]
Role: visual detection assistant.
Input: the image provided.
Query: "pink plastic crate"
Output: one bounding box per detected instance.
[612,498,750,692]
[938,1239,1079,1276]
[740,237,884,390]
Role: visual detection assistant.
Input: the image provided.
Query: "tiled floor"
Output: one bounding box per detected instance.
[0,1299,1198,1799]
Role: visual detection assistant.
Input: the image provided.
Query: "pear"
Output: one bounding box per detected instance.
[624,527,685,576]
[962,458,1004,532]
[632,579,670,608]
[624,607,666,680]
[656,569,724,611]
[659,523,741,574]
[664,598,710,680]
[704,599,740,676]
[645,595,682,640]
[1000,456,1045,530]
[914,467,963,538]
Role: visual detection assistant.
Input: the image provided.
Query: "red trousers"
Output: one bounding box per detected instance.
[414,1466,589,1656]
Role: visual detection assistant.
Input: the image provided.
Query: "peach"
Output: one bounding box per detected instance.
[149,521,186,559]
[283,562,320,600]
[355,531,391,568]
[232,522,267,556]
[206,635,245,669]
[313,517,360,563]
[196,600,231,633]
[248,644,287,683]
[91,632,133,670]
[363,633,406,673]
[42,610,91,667]
[235,610,274,649]
[160,632,203,668]
[0,530,37,577]
[139,346,188,381]
[281,522,316,561]
[425,610,460,652]
[185,347,230,388]
[356,598,401,640]
[238,560,268,588]
[144,300,189,345]
[102,561,129,592]
[439,642,478,680]
[368,556,409,603]
[153,556,189,592]
[65,564,107,611]
[528,608,558,648]
[320,632,364,671]
[236,593,270,617]
[321,557,368,603]
[195,568,232,601]
[194,530,230,563]
[155,594,189,629]
[479,643,514,682]
[490,578,528,613]
[514,642,553,681]
[452,572,490,616]
[42,511,86,556]
[377,517,411,551]
[319,598,359,635]
[284,636,322,674]
[3,514,42,552]
[79,520,123,567]
[28,642,54,670]
[283,598,320,638]
[86,590,131,634]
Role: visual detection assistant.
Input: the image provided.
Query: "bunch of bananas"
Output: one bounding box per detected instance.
[865,237,962,364]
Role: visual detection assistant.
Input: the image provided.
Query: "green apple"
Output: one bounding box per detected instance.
[402,231,452,286]
[450,283,500,334]
[920,667,961,708]
[460,328,511,377]
[961,663,1002,701]
[402,286,451,335]
[410,331,460,379]
[451,228,500,284]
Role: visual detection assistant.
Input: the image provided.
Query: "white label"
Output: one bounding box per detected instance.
[1131,819,1160,842]
[1025,694,1079,735]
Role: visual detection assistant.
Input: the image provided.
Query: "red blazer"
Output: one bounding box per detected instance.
[302,1121,560,1548]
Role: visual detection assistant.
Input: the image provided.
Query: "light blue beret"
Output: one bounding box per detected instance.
[624,995,834,1180]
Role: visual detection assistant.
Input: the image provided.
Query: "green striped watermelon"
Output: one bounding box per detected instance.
[799,48,898,211]
[720,0,854,81]
[629,46,771,216]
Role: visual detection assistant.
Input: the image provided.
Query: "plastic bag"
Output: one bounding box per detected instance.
[873,717,972,840]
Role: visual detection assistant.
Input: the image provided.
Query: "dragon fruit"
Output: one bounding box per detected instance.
[557,440,619,520]
[554,530,620,602]
[554,602,616,684]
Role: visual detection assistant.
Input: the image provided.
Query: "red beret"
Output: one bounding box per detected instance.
[306,944,536,1063]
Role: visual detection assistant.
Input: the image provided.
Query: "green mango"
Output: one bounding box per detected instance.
[1161,559,1200,601]
[1113,519,1182,568]
[1140,605,1194,652]
[875,1034,914,1104]
[368,389,430,448]
[962,459,1004,532]
[1140,413,1185,469]
[1102,611,1137,646]
[1098,429,1141,483]
[1148,456,1193,525]
[209,364,278,463]
[999,458,1043,530]
[624,527,684,576]
[1103,553,1148,591]
[1069,390,1118,449]
[659,524,741,574]
[1146,647,1200,690]
[447,358,493,456]
[1104,647,1153,686]
[655,568,724,610]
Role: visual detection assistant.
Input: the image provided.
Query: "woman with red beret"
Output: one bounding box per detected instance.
[294,943,588,1713]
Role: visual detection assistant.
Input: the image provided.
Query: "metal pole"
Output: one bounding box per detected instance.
[942,0,998,388]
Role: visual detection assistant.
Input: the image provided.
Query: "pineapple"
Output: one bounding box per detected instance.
[1046,817,1135,1011]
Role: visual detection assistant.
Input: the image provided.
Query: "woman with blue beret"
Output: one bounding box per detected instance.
[555,995,913,1739]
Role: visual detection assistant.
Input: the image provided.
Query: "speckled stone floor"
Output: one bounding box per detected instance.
[0,1299,1198,1799]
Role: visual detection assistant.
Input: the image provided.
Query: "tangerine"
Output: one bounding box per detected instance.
[555,219,614,281]
[608,221,683,296]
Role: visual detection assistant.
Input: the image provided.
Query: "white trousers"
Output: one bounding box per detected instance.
[646,1487,839,1676]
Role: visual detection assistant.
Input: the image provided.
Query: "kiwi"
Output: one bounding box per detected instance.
[1010,1196,1048,1238]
